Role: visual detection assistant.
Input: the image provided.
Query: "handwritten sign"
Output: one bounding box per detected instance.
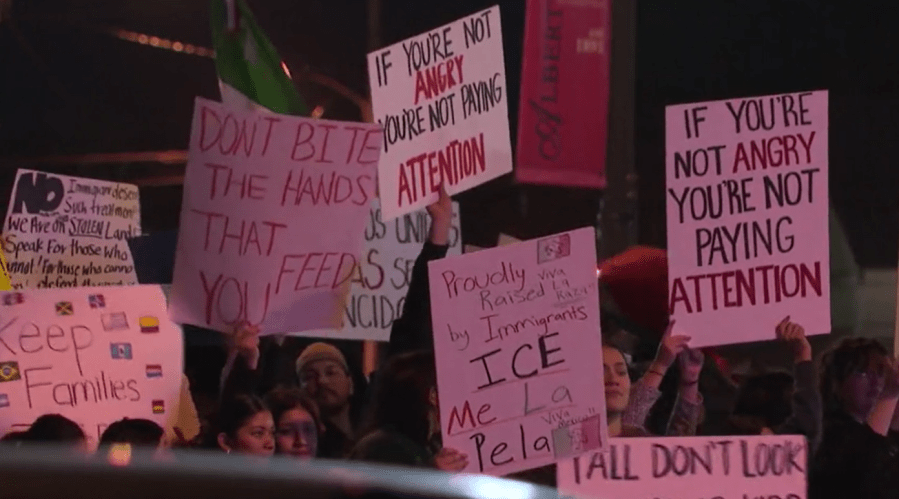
[303,200,461,341]
[666,91,830,346]
[169,98,381,334]
[0,285,182,448]
[2,170,141,290]
[558,435,807,499]
[367,6,513,220]
[428,227,607,476]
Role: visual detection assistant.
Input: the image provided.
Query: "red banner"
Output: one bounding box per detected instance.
[515,0,611,188]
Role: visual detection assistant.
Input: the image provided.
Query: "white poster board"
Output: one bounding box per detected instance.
[428,227,607,476]
[367,6,513,220]
[666,91,830,346]
[0,285,183,448]
[3,170,141,289]
[558,435,807,499]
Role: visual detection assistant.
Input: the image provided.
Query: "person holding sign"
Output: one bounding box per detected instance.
[809,339,899,499]
[620,321,705,436]
[220,189,458,459]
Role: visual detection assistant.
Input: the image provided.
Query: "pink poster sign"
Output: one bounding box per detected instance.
[557,435,807,499]
[666,91,830,347]
[169,98,381,334]
[516,0,611,188]
[428,227,607,476]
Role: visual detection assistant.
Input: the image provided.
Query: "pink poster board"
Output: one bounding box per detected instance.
[367,6,513,221]
[169,98,381,334]
[558,435,807,499]
[666,91,830,346]
[428,227,607,476]
[0,285,183,449]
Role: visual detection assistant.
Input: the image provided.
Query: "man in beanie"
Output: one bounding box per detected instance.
[296,342,356,458]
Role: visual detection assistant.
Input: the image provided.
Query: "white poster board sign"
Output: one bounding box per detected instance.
[558,435,807,499]
[0,285,183,448]
[428,227,607,476]
[666,91,830,346]
[169,97,381,335]
[367,5,513,220]
[3,170,141,289]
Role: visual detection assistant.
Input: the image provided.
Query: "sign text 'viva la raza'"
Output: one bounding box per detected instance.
[429,227,607,476]
[557,435,807,499]
[169,97,381,334]
[368,5,513,221]
[666,91,829,346]
[2,170,141,290]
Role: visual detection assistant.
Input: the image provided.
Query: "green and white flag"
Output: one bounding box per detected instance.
[210,0,308,116]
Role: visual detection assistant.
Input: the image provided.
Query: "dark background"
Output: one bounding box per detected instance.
[1,0,897,266]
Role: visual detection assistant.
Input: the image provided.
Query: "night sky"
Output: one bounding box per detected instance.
[2,0,898,266]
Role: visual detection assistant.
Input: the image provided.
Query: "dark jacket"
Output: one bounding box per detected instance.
[810,411,899,499]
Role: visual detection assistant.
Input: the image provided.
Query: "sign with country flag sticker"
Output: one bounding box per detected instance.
[0,286,182,450]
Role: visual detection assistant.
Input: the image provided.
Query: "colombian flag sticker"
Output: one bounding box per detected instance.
[140,316,160,333]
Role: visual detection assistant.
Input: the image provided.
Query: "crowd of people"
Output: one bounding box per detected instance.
[1,189,898,499]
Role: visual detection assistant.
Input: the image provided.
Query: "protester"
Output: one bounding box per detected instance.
[349,351,467,471]
[724,318,822,449]
[809,338,899,499]
[97,418,167,463]
[618,321,705,436]
[16,414,88,454]
[295,342,356,458]
[265,386,320,459]
[213,394,275,457]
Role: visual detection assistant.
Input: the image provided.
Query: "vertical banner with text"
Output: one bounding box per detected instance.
[169,98,381,334]
[429,227,607,476]
[666,91,830,346]
[557,435,807,499]
[0,285,183,449]
[303,200,461,341]
[516,0,611,188]
[3,170,141,290]
[367,6,513,221]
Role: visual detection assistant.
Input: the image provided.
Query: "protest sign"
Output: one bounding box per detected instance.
[367,6,513,221]
[2,170,141,290]
[515,0,611,188]
[666,91,830,346]
[429,227,607,476]
[169,98,381,334]
[0,285,182,448]
[558,435,807,499]
[303,200,461,341]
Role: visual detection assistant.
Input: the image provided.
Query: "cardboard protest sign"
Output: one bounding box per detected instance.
[0,285,182,448]
[666,91,830,346]
[169,98,381,335]
[2,170,141,289]
[429,227,607,476]
[303,200,461,341]
[367,6,513,221]
[558,435,807,499]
